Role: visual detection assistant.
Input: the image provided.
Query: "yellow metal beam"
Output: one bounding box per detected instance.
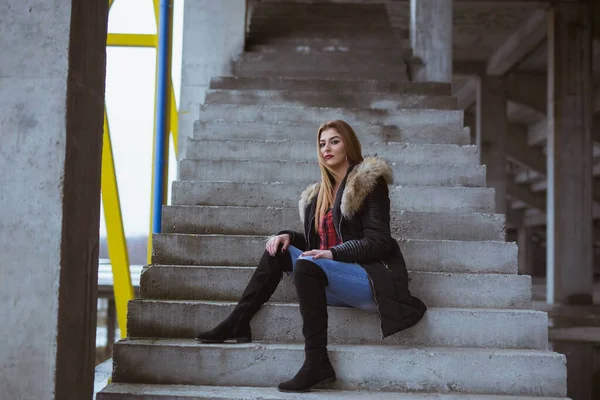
[169,82,179,157]
[101,108,134,338]
[107,33,157,47]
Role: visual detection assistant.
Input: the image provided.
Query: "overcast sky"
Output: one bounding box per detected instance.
[100,0,184,237]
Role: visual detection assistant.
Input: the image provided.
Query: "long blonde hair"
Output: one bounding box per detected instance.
[315,120,364,230]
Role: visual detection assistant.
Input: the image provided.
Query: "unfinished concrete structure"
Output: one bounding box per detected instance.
[97,0,600,398]
[3,0,598,399]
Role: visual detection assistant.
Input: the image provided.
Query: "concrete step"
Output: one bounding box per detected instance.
[197,104,463,129]
[178,160,485,187]
[204,89,457,110]
[98,383,570,400]
[186,139,478,165]
[241,52,407,65]
[110,340,567,396]
[234,68,409,82]
[245,43,412,57]
[209,76,450,95]
[244,35,403,48]
[193,120,471,145]
[151,235,517,274]
[171,182,495,214]
[244,42,413,54]
[161,206,505,241]
[140,265,529,308]
[128,301,544,349]
[237,61,407,74]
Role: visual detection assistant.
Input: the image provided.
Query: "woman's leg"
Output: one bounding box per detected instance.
[278,258,336,392]
[307,257,378,313]
[196,247,292,343]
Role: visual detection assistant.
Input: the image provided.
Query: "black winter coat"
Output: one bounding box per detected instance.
[281,157,427,338]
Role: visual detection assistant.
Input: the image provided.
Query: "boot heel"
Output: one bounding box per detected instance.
[313,375,336,388]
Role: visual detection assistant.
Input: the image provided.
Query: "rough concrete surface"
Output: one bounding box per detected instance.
[179,159,485,187]
[98,383,570,400]
[161,206,504,241]
[0,1,106,399]
[197,104,463,128]
[128,300,545,349]
[171,182,495,213]
[140,266,530,308]
[111,340,567,396]
[209,76,451,94]
[185,139,479,165]
[205,89,457,110]
[178,0,246,157]
[193,120,471,144]
[151,234,516,274]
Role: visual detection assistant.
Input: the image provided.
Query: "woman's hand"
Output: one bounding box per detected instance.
[266,234,291,256]
[300,249,333,260]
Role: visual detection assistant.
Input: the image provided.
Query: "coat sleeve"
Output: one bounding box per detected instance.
[277,230,308,251]
[329,178,393,262]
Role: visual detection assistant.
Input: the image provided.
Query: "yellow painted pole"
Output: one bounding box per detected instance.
[169,81,179,158]
[101,108,134,338]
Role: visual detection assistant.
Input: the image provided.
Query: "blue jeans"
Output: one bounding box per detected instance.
[287,245,378,313]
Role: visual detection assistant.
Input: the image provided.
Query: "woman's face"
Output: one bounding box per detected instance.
[319,128,347,168]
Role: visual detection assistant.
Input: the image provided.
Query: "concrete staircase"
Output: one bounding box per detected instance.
[98,2,568,399]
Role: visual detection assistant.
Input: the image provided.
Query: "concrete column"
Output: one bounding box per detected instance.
[476,76,508,214]
[518,226,534,276]
[409,0,453,83]
[0,1,107,399]
[178,0,247,158]
[546,4,594,305]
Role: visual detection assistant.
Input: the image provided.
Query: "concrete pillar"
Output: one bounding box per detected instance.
[410,0,453,83]
[546,4,594,305]
[0,1,107,399]
[476,76,508,214]
[518,226,534,276]
[178,0,247,158]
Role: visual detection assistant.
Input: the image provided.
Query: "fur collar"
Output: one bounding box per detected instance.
[298,157,393,223]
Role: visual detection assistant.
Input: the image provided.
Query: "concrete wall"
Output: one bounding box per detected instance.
[178,0,247,159]
[0,1,107,399]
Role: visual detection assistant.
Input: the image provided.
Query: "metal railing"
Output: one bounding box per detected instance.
[102,0,177,338]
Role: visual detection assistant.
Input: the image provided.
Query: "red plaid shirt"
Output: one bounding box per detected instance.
[318,209,342,250]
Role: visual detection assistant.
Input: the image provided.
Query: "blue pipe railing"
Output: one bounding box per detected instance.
[152,0,171,234]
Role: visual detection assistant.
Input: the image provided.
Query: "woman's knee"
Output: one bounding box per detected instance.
[294,259,328,284]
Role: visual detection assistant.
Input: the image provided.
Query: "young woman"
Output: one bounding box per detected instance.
[196,120,427,393]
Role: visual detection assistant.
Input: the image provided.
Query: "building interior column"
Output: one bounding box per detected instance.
[409,0,453,83]
[546,3,594,305]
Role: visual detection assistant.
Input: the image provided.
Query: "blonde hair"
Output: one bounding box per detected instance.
[315,120,364,230]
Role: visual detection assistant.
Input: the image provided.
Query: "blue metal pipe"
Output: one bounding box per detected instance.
[152,0,171,234]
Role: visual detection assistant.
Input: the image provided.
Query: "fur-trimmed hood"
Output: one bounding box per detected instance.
[298,157,393,223]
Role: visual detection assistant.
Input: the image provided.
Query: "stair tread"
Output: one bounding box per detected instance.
[155,232,510,244]
[99,383,568,400]
[163,204,499,215]
[117,338,562,357]
[132,299,538,314]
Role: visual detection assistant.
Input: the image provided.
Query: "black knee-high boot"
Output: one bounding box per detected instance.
[196,249,292,343]
[278,259,336,392]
